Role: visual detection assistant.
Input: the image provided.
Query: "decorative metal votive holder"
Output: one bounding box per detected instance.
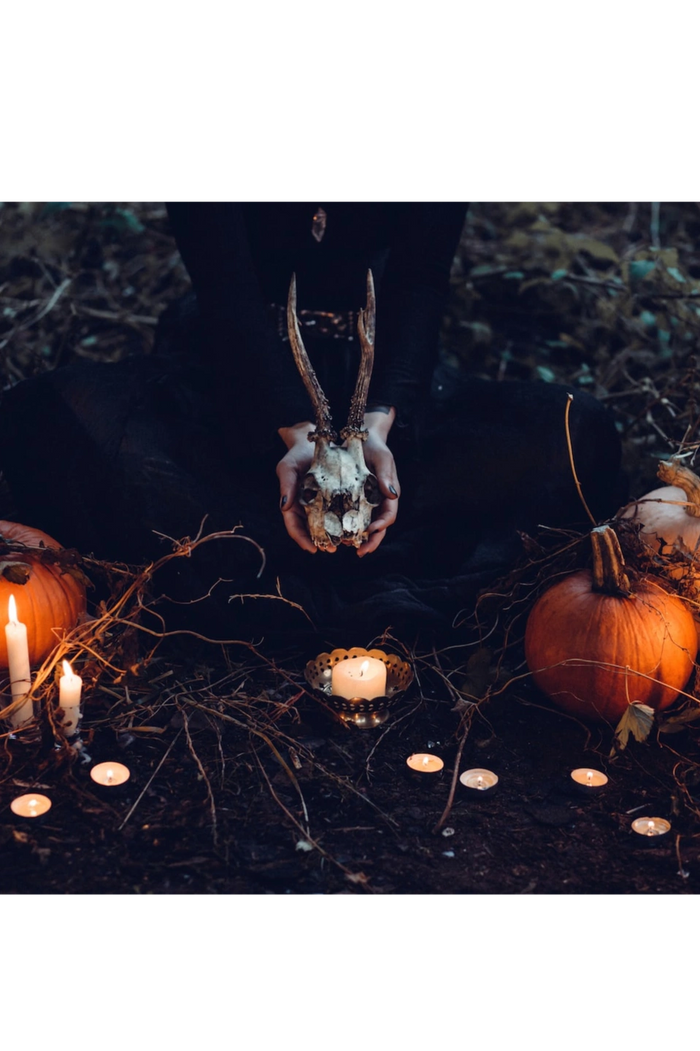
[304,647,414,729]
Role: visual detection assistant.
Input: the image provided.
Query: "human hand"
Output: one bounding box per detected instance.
[356,408,400,558]
[277,410,399,556]
[276,421,332,554]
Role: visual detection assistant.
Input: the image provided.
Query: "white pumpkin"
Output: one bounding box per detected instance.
[621,459,700,562]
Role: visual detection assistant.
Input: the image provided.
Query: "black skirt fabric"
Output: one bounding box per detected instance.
[0,336,623,648]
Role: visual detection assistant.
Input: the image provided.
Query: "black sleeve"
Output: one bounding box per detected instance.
[369,203,467,425]
[166,203,312,431]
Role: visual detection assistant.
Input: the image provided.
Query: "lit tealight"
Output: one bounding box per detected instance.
[90,762,131,788]
[631,816,671,842]
[10,793,52,819]
[460,768,499,796]
[406,753,444,778]
[571,768,609,795]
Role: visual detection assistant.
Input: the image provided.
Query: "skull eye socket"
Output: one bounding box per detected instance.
[364,473,381,507]
[299,475,320,507]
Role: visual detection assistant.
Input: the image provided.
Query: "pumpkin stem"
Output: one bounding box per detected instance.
[656,457,700,518]
[591,525,632,597]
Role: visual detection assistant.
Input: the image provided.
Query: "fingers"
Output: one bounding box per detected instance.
[368,447,400,501]
[276,457,299,510]
[280,502,317,554]
[368,495,399,534]
[357,494,397,558]
[357,528,387,557]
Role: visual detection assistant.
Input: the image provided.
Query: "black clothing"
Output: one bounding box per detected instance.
[0,203,624,645]
[165,203,467,431]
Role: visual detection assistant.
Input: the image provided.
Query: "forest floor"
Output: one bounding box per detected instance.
[2,201,700,895]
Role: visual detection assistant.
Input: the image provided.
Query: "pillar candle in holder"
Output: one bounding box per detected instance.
[59,660,82,736]
[331,656,387,701]
[5,594,33,729]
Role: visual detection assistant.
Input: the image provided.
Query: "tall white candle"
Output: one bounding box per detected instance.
[331,657,387,700]
[59,659,82,735]
[5,594,33,729]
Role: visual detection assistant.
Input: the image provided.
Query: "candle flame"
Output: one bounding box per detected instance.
[62,660,74,678]
[8,594,18,625]
[422,756,430,766]
[359,660,369,678]
[586,771,593,784]
[28,797,38,808]
[647,820,655,836]
[106,769,114,784]
[477,775,484,787]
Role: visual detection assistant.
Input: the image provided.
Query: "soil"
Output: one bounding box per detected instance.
[1,635,698,896]
[2,201,700,896]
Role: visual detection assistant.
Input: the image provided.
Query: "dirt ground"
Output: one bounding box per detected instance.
[2,202,700,895]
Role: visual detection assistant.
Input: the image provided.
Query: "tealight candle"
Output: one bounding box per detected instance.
[90,762,131,792]
[59,659,82,736]
[406,753,444,780]
[5,594,33,729]
[331,656,387,701]
[570,768,609,795]
[631,816,671,845]
[10,793,52,821]
[459,768,499,796]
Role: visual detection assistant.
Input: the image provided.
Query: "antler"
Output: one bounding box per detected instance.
[341,269,376,441]
[287,274,338,442]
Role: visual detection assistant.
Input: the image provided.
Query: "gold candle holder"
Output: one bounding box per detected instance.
[304,647,414,729]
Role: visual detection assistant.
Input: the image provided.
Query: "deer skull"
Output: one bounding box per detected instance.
[287,271,381,550]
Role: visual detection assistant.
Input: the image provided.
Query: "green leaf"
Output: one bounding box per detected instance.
[536,365,556,382]
[639,310,657,328]
[667,266,687,283]
[504,270,525,280]
[611,702,655,754]
[629,259,656,282]
[100,207,145,235]
[41,203,72,214]
[551,269,568,281]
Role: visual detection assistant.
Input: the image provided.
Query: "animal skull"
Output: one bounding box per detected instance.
[287,271,382,549]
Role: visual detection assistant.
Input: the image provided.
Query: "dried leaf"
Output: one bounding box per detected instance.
[658,706,700,734]
[455,647,494,704]
[0,560,31,584]
[611,702,655,754]
[570,235,619,265]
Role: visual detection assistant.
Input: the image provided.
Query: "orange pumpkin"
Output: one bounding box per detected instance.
[524,525,698,723]
[0,521,87,668]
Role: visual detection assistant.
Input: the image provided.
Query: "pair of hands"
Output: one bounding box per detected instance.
[276,409,400,557]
